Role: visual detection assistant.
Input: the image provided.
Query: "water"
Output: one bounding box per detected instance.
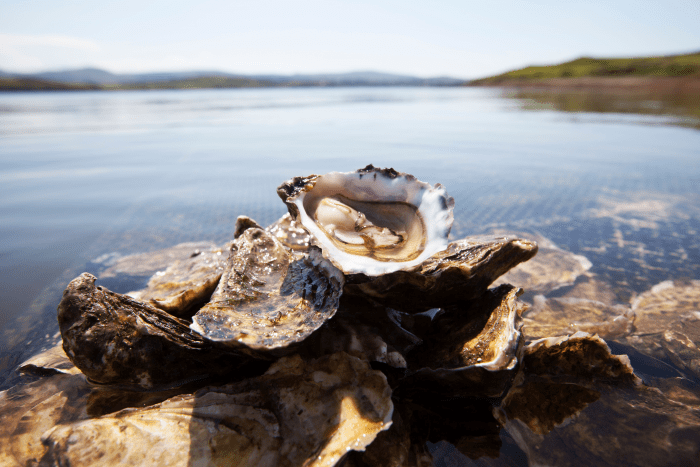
[1,87,699,464]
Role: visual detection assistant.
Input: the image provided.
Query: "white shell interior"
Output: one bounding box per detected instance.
[291,170,453,276]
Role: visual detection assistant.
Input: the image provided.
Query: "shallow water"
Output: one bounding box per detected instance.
[1,87,699,465]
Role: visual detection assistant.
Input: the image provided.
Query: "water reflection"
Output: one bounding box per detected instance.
[503,87,700,129]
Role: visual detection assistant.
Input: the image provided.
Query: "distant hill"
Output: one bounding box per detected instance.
[0,68,464,91]
[469,51,700,85]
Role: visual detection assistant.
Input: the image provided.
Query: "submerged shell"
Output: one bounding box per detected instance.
[493,232,592,295]
[277,165,454,276]
[41,352,393,467]
[621,279,700,381]
[191,227,344,354]
[347,235,538,313]
[492,334,700,467]
[400,284,525,397]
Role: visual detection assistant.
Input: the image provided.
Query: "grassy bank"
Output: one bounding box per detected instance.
[0,78,100,91]
[469,52,700,86]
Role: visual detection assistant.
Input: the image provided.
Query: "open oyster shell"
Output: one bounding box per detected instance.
[191,227,344,355]
[277,165,454,276]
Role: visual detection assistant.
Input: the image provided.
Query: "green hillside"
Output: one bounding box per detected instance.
[470,52,700,85]
[0,77,100,91]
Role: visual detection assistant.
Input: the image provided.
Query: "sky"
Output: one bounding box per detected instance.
[1,0,698,79]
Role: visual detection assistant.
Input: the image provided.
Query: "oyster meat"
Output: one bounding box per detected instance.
[277,165,454,276]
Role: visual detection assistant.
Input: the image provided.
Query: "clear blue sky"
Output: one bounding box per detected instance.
[1,0,698,79]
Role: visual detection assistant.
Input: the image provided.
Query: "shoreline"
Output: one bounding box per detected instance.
[467,76,700,94]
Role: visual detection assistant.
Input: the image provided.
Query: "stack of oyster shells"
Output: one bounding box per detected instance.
[5,166,656,466]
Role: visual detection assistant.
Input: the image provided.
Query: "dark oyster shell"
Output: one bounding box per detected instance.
[57,273,252,389]
[346,235,537,313]
[400,284,525,398]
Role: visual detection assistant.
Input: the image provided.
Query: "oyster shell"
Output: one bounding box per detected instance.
[41,352,393,467]
[127,243,227,319]
[191,227,344,355]
[277,165,454,276]
[57,273,253,389]
[346,234,538,312]
[494,333,700,466]
[400,284,525,397]
[266,212,313,252]
[621,279,700,381]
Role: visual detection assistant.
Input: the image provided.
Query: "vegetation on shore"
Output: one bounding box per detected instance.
[469,52,700,85]
[0,78,100,91]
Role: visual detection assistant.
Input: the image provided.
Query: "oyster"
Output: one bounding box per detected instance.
[400,284,525,397]
[346,234,538,313]
[41,352,393,467]
[191,227,344,355]
[621,279,700,381]
[57,273,253,389]
[266,212,313,252]
[277,165,454,276]
[494,333,700,467]
[127,243,227,319]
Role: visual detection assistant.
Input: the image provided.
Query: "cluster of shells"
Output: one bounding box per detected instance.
[5,165,661,466]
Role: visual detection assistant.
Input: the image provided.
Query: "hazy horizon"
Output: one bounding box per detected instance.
[2,0,698,80]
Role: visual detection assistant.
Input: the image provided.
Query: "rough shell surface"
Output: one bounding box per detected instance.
[191,227,344,354]
[266,213,313,253]
[57,273,251,389]
[277,165,455,276]
[346,235,537,313]
[400,284,525,397]
[41,352,393,467]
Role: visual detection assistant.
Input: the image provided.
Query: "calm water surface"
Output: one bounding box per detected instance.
[1,87,699,464]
